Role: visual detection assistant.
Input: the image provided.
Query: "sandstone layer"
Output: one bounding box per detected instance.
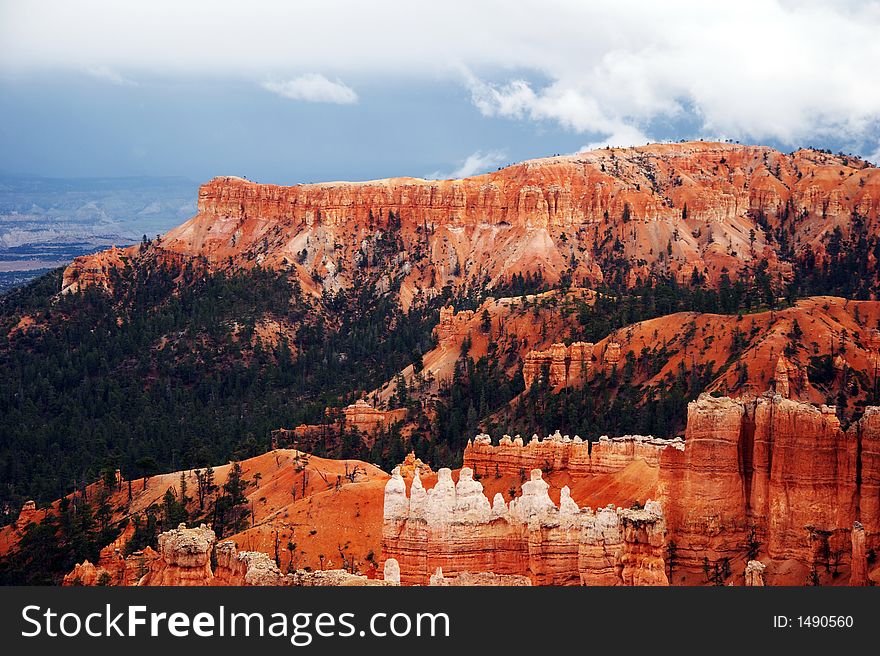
[385,393,880,585]
[382,466,668,586]
[131,524,398,586]
[517,297,880,407]
[62,143,880,308]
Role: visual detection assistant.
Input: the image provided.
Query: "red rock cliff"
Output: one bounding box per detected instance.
[659,393,871,583]
[62,143,880,306]
[389,393,880,585]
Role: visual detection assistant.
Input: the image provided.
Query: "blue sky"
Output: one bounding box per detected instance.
[0,73,588,184]
[1,1,879,185]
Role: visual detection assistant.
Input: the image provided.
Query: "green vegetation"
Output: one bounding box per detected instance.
[3,201,880,585]
[0,263,437,522]
[0,491,121,585]
[506,359,716,441]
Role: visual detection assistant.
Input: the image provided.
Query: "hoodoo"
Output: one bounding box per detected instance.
[384,393,880,585]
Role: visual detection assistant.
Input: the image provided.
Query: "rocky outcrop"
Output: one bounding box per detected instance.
[60,245,127,295]
[63,561,113,586]
[214,541,396,586]
[214,541,286,586]
[849,523,868,586]
[523,342,595,388]
[521,340,628,389]
[577,501,669,586]
[603,341,622,368]
[382,466,668,586]
[436,306,475,345]
[63,542,159,587]
[137,526,398,586]
[773,355,805,399]
[62,143,880,306]
[88,522,157,586]
[15,500,38,531]
[745,560,766,586]
[139,524,216,586]
[383,558,401,585]
[343,399,405,435]
[428,567,532,586]
[271,403,406,449]
[396,452,433,479]
[463,431,679,480]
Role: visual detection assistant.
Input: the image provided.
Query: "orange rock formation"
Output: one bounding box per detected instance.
[659,394,874,583]
[384,392,880,585]
[62,143,880,307]
[464,431,676,480]
[139,524,216,586]
[343,399,406,435]
[135,524,397,586]
[382,466,668,586]
[522,342,596,388]
[518,297,880,407]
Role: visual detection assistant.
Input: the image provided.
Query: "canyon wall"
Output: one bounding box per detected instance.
[658,394,869,580]
[463,431,679,479]
[62,143,880,304]
[389,393,880,585]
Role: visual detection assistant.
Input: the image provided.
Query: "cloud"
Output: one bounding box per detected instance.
[427,150,507,180]
[459,1,880,154]
[262,74,358,105]
[466,73,651,150]
[1,1,879,157]
[85,65,136,86]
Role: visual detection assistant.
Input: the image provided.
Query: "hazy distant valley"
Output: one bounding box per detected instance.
[0,174,197,292]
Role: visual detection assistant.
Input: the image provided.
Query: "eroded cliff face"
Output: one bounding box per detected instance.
[386,393,880,585]
[854,408,880,557]
[464,432,677,480]
[139,524,216,586]
[659,394,874,583]
[382,466,668,586]
[62,143,880,306]
[517,297,880,407]
[659,396,752,570]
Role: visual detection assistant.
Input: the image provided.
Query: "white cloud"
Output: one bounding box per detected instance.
[1,1,879,157]
[427,150,507,180]
[85,65,136,86]
[262,74,358,105]
[466,73,651,150]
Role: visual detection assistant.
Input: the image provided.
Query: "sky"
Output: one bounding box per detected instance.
[1,0,879,186]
